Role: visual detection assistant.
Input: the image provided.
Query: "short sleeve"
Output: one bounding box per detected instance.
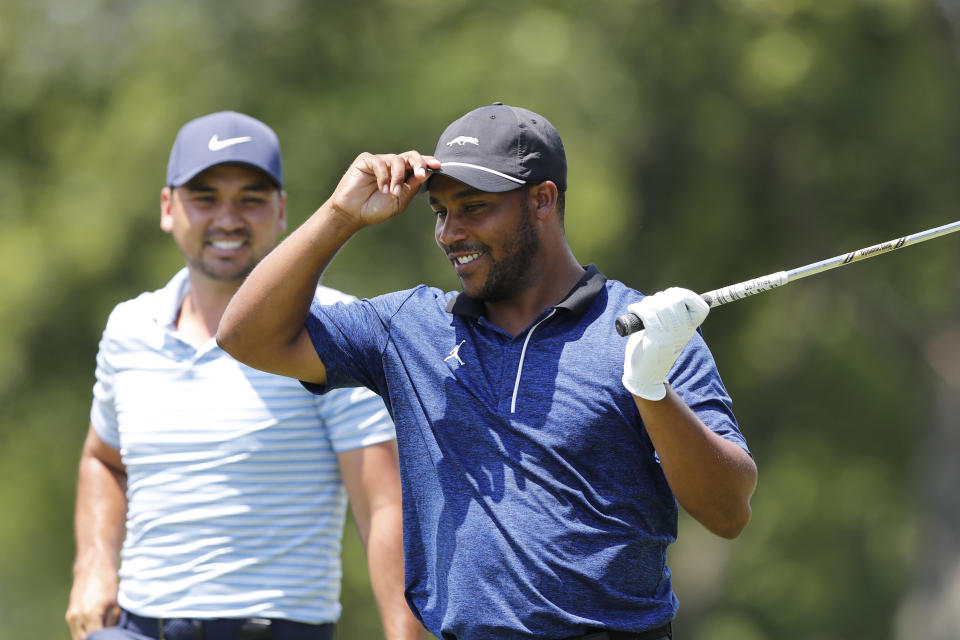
[90,324,121,449]
[303,289,421,396]
[668,330,749,453]
[319,386,396,453]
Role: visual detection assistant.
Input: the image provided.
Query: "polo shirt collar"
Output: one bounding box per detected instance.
[445,264,607,320]
[151,267,191,329]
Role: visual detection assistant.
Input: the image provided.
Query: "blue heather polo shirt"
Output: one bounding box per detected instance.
[304,265,747,640]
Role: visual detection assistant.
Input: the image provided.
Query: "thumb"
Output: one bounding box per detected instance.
[666,287,709,327]
[104,603,122,627]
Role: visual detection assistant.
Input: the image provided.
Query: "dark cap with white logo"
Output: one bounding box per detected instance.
[428,102,566,193]
[166,111,284,188]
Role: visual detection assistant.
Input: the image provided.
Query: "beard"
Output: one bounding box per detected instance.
[474,200,541,302]
[186,256,258,282]
[183,229,260,282]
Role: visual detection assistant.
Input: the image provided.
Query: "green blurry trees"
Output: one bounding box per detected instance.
[2,1,959,639]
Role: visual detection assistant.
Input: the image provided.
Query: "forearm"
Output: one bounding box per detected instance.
[73,452,126,578]
[67,432,127,639]
[218,199,362,381]
[363,505,426,640]
[219,151,436,381]
[635,387,757,539]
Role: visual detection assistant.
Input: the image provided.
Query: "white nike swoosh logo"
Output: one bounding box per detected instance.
[208,134,253,151]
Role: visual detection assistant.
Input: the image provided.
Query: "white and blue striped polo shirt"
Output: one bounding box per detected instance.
[90,268,395,624]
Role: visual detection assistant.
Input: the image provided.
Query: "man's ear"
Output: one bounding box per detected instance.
[529,181,559,220]
[160,186,174,233]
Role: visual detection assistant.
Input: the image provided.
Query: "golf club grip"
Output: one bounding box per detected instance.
[614,313,644,337]
[615,272,790,336]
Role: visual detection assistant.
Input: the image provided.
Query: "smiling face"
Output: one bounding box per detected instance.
[161,164,286,284]
[429,174,541,301]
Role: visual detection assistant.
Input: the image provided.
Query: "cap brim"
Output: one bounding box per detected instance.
[424,162,526,194]
[169,160,282,189]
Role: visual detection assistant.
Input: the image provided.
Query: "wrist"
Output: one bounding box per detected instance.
[72,550,118,575]
[324,197,366,231]
[308,199,368,250]
[622,376,666,401]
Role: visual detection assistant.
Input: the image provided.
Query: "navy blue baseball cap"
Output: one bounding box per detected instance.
[166,111,283,188]
[427,102,566,193]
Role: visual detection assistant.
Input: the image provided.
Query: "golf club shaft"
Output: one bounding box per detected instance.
[614,219,960,337]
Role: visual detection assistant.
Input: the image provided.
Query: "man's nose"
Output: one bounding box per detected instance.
[212,202,244,229]
[437,211,467,245]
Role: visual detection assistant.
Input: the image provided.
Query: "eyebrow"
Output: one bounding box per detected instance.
[428,186,487,206]
[182,182,273,194]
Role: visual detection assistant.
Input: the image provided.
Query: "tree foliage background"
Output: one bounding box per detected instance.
[2,1,960,638]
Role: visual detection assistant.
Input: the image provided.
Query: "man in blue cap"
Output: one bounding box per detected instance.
[66,112,425,640]
[218,104,758,640]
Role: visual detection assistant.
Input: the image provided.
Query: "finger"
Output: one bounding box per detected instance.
[686,292,710,324]
[625,330,645,353]
[104,603,122,627]
[391,152,440,196]
[69,614,101,640]
[665,287,709,327]
[398,151,441,180]
[66,615,82,640]
[65,606,81,638]
[351,152,390,195]
[387,155,409,196]
[656,289,689,333]
[352,152,393,194]
[628,296,665,334]
[366,156,392,195]
[351,152,376,175]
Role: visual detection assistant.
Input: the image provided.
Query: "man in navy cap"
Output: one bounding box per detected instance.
[66,112,425,640]
[218,104,758,640]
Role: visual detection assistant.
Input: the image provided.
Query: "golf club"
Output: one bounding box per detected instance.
[615,219,960,337]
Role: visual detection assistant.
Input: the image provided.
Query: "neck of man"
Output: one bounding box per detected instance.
[484,250,584,337]
[176,270,243,345]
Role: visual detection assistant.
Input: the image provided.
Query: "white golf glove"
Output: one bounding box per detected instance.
[622,287,710,401]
